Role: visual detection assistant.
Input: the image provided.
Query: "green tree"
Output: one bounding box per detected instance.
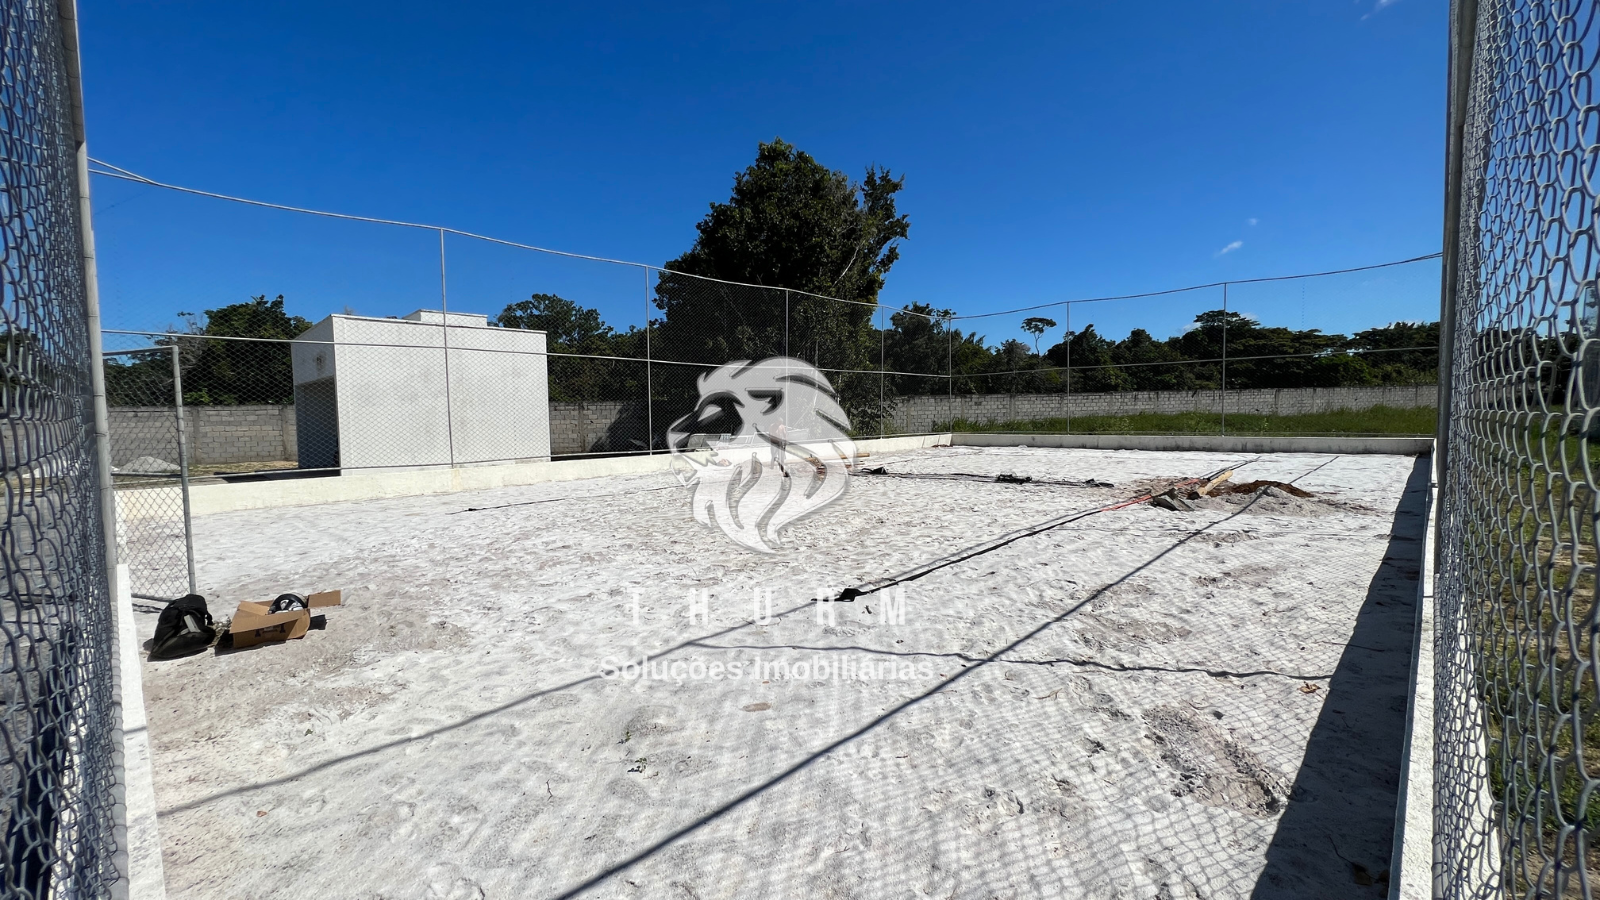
[495,293,615,354]
[175,295,311,405]
[1046,324,1131,393]
[652,138,909,432]
[1111,328,1194,391]
[948,326,997,394]
[1219,319,1348,390]
[1021,317,1056,354]
[495,293,647,404]
[981,339,1055,393]
[884,303,958,395]
[103,350,175,407]
[191,295,311,342]
[1172,310,1257,389]
[1350,321,1439,384]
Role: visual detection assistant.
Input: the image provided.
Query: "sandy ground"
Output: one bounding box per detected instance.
[134,447,1426,899]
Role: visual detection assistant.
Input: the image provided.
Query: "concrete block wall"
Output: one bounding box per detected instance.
[106,384,1439,469]
[106,407,182,468]
[888,384,1438,432]
[188,406,298,465]
[548,401,645,456]
[108,405,296,468]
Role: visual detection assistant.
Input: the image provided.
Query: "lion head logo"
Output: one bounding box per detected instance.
[666,358,857,554]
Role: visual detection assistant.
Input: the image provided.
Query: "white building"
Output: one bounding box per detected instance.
[291,310,550,470]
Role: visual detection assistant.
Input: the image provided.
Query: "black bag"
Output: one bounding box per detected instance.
[150,594,217,660]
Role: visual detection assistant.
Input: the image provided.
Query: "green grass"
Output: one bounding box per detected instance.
[1477,418,1600,880]
[937,404,1438,436]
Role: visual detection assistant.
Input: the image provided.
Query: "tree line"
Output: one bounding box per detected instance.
[103,295,311,407]
[490,139,1438,433]
[107,139,1439,436]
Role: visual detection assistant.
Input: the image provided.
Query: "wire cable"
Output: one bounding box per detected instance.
[87,158,1440,324]
[821,458,1260,602]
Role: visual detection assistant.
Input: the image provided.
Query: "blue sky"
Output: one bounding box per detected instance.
[83,0,1445,346]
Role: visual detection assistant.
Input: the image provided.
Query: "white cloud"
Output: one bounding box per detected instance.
[1215,240,1243,257]
[1362,0,1401,20]
[1247,217,1259,226]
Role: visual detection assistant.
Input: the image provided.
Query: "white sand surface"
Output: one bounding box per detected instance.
[135,447,1426,899]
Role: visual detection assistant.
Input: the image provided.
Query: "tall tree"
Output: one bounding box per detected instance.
[495,293,615,354]
[884,303,959,395]
[189,295,311,342]
[495,293,645,404]
[981,339,1055,394]
[1108,328,1194,391]
[1046,324,1131,393]
[652,138,909,431]
[1350,321,1439,384]
[1021,317,1056,354]
[174,295,311,405]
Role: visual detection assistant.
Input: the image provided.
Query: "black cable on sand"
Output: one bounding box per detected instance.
[858,468,1114,488]
[821,458,1260,603]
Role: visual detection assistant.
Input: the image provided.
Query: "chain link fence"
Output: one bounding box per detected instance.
[103,346,194,601]
[78,1,1600,897]
[92,253,1444,485]
[0,0,122,897]
[1435,0,1600,896]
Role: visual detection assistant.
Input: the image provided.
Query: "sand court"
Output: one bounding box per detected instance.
[134,446,1425,899]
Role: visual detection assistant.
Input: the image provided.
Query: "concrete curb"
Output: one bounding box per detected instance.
[115,564,166,899]
[180,433,955,516]
[159,431,1431,518]
[949,432,1434,455]
[1389,444,1437,899]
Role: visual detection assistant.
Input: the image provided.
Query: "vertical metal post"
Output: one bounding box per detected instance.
[1221,283,1228,435]
[71,53,118,611]
[67,4,164,897]
[438,228,456,466]
[644,267,654,452]
[946,313,954,432]
[1436,0,1481,535]
[1065,302,1072,434]
[170,345,196,595]
[783,290,790,438]
[879,308,886,438]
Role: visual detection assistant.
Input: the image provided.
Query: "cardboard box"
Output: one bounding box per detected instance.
[228,590,342,649]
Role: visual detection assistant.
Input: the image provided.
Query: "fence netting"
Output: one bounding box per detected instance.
[103,347,193,601]
[94,254,1443,483]
[1436,0,1600,896]
[0,0,121,897]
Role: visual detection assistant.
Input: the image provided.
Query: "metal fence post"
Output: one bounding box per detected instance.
[76,98,117,617]
[438,228,456,467]
[879,307,886,438]
[645,267,654,452]
[1436,0,1480,532]
[946,314,954,431]
[1065,302,1072,434]
[3,2,135,894]
[1221,282,1228,435]
[170,345,196,595]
